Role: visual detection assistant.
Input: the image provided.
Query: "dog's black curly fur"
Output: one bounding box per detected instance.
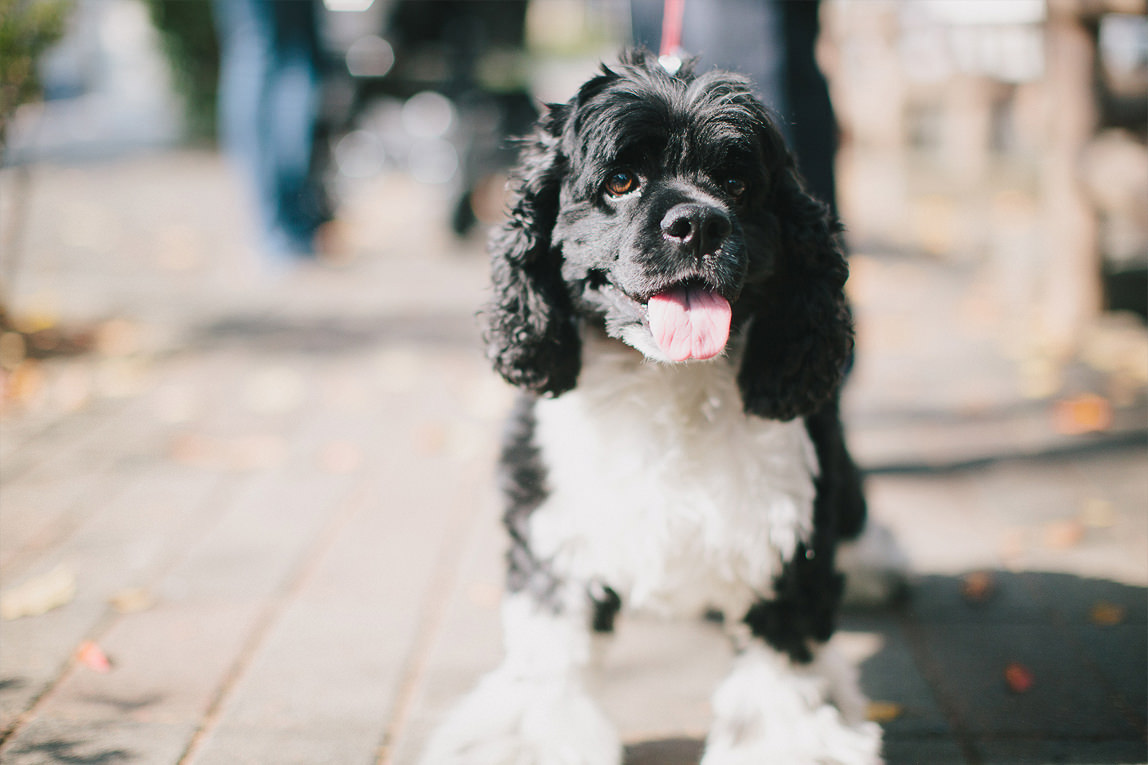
[487,49,865,664]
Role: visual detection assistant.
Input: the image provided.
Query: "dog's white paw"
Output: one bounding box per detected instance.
[420,667,621,765]
[701,645,883,765]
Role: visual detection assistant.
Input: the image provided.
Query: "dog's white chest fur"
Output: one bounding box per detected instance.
[529,334,819,617]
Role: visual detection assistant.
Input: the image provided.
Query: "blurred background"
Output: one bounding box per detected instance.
[2,0,1146,413]
[0,1,1145,763]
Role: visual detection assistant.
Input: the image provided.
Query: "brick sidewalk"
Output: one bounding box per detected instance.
[0,153,1144,764]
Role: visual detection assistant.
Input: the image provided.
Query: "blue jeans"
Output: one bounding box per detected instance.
[213,0,327,259]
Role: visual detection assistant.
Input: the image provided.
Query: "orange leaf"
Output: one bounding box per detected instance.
[76,641,112,673]
[1052,394,1113,435]
[1043,519,1085,550]
[1004,662,1034,693]
[1090,601,1126,627]
[960,571,996,604]
[867,701,904,723]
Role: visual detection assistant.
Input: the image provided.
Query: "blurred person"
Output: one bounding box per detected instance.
[630,0,838,215]
[212,0,332,266]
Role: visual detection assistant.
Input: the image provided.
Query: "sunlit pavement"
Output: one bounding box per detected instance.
[0,151,1144,764]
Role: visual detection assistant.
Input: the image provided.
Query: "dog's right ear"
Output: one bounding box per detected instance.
[485,105,581,396]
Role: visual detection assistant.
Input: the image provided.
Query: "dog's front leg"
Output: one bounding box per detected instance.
[701,641,883,765]
[420,591,621,765]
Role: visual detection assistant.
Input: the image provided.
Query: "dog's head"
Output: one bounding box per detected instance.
[485,49,853,421]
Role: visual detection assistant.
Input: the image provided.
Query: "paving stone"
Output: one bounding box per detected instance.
[386,498,507,765]
[0,716,195,764]
[861,474,1004,575]
[28,601,262,726]
[842,613,952,738]
[1015,573,1145,733]
[905,572,1051,626]
[881,735,969,765]
[0,466,225,733]
[192,726,381,765]
[599,616,732,739]
[156,469,357,603]
[909,622,1140,739]
[976,737,1148,764]
[189,444,492,761]
[0,601,107,734]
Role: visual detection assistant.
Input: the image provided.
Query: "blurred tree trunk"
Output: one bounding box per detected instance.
[1040,4,1101,356]
[0,0,71,354]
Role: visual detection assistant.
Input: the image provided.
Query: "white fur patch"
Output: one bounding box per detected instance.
[529,331,819,618]
[420,595,621,765]
[702,644,883,765]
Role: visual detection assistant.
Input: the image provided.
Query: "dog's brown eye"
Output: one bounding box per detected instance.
[724,177,748,199]
[605,171,639,197]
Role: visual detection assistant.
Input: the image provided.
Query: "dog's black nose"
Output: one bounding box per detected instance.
[660,203,732,257]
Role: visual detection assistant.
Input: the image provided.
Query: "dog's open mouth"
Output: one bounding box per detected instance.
[646,281,732,361]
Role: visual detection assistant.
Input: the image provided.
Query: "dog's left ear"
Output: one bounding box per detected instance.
[738,165,854,421]
[484,105,581,396]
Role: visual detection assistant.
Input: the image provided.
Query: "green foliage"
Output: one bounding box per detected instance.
[0,0,70,148]
[145,0,220,143]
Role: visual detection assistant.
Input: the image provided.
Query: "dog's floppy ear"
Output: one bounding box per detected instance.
[485,105,581,396]
[738,164,854,421]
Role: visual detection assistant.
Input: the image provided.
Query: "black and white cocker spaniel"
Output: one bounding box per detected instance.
[423,49,883,765]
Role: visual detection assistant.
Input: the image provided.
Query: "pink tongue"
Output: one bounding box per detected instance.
[647,285,732,361]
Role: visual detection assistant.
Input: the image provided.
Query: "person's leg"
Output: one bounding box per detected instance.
[263,0,327,257]
[781,0,838,215]
[214,0,279,251]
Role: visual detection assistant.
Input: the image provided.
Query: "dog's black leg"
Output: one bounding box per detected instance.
[742,400,851,663]
[807,394,910,606]
[743,541,843,664]
[501,394,568,608]
[804,394,867,542]
[713,431,879,760]
[590,583,622,634]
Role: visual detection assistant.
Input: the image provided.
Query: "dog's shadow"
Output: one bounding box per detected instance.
[624,738,703,765]
[619,571,1146,765]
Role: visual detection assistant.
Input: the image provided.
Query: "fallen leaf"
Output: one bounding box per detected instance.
[2,360,46,408]
[1004,662,1035,693]
[1044,519,1085,550]
[227,434,286,471]
[960,571,996,604]
[867,701,904,723]
[0,565,77,620]
[109,587,155,615]
[1080,498,1116,529]
[1089,601,1126,627]
[0,331,27,370]
[168,432,219,467]
[95,318,142,357]
[317,440,363,474]
[1052,394,1113,435]
[76,641,112,673]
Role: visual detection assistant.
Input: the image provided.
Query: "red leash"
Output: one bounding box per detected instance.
[660,0,685,58]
